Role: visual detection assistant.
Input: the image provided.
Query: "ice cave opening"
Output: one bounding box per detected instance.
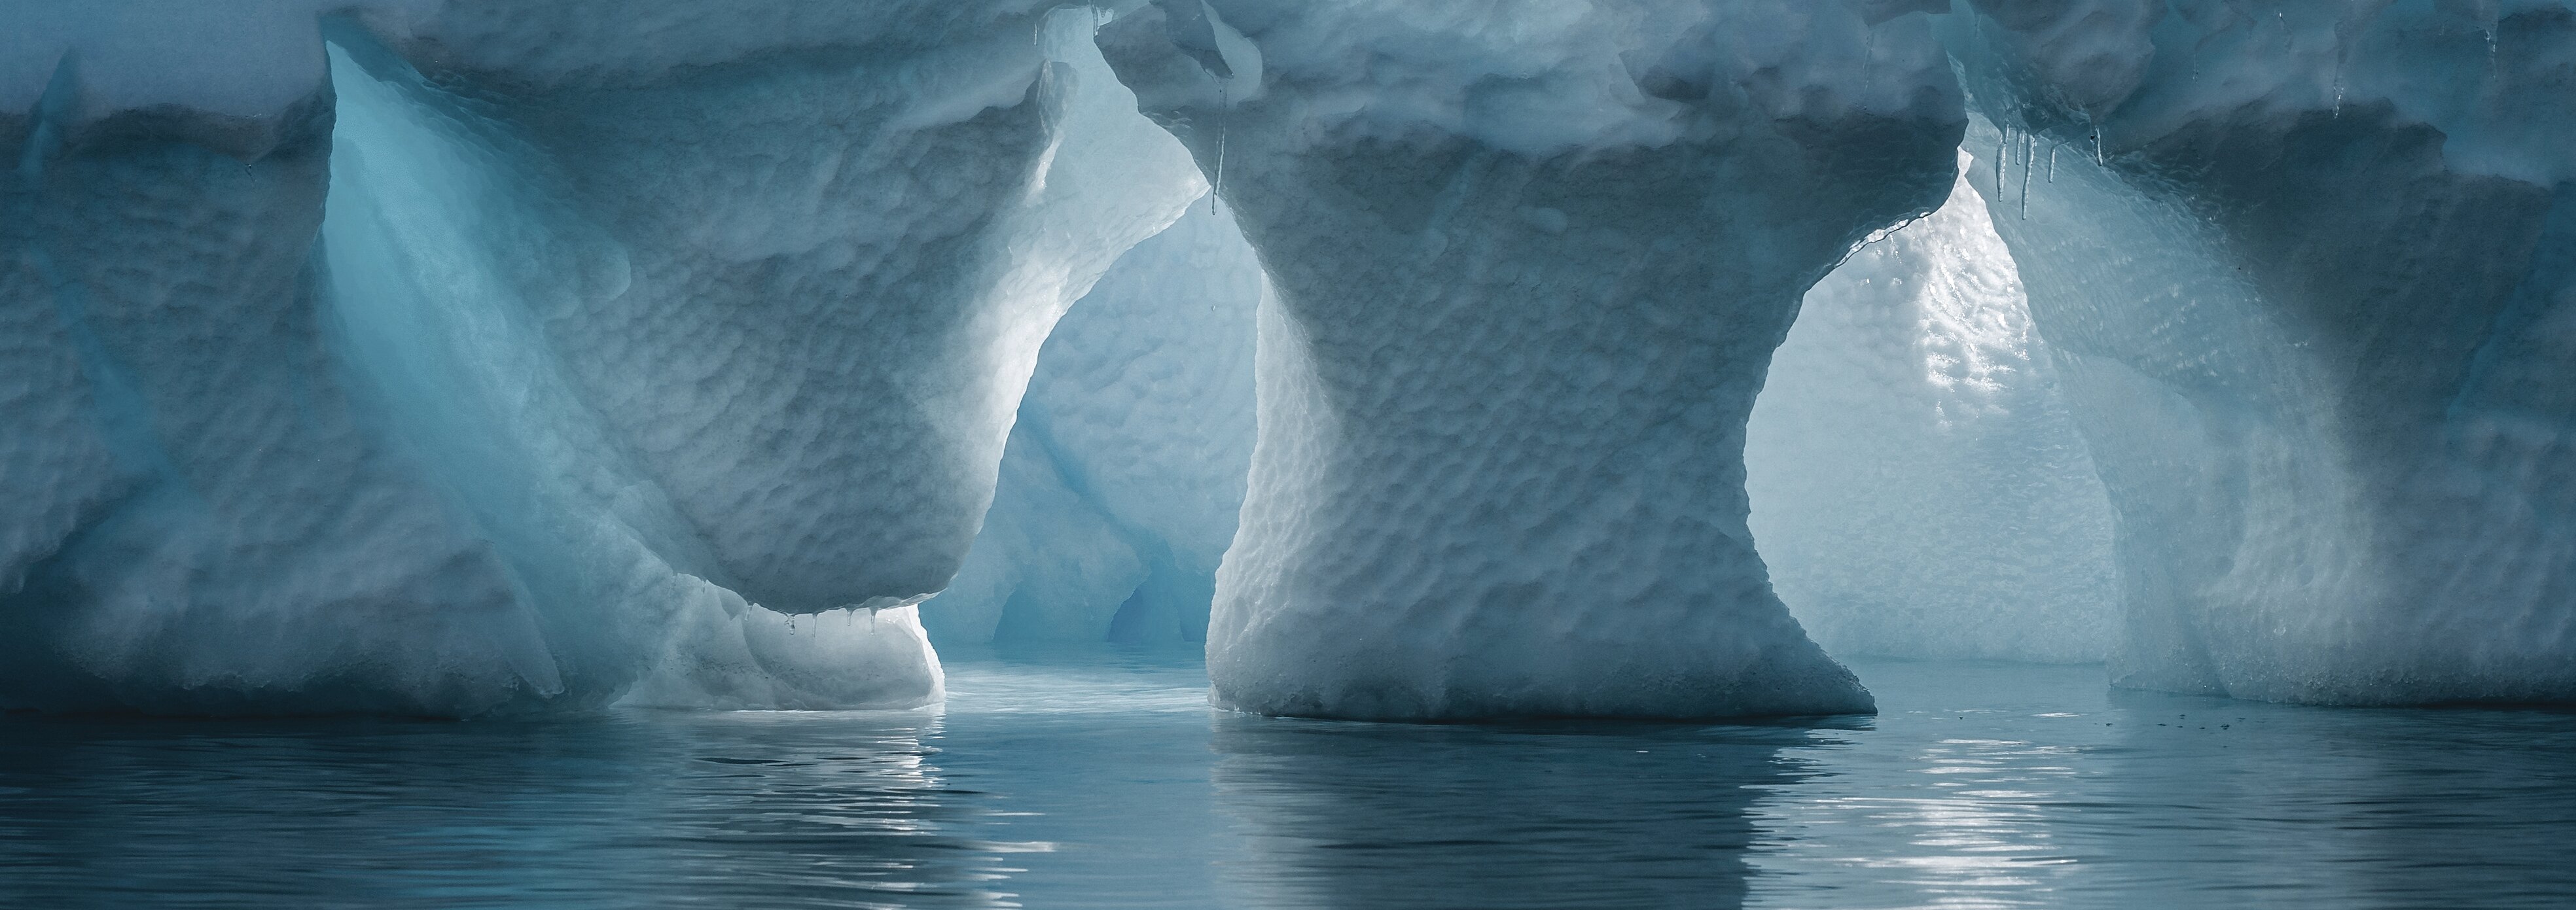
[1745,146,2118,667]
[919,194,1263,650]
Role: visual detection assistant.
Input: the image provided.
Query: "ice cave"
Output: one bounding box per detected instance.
[3,1,2573,907]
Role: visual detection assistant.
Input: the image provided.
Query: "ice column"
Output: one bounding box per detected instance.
[1100,0,1965,719]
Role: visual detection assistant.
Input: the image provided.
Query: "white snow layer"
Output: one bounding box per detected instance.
[0,2,1198,714]
[1747,160,2117,664]
[922,198,1262,646]
[1099,0,1966,719]
[1953,0,2576,703]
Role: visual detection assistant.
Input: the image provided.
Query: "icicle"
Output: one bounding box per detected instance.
[1863,29,1877,98]
[1996,130,2007,189]
[2486,0,2501,71]
[2331,56,2344,118]
[2020,133,2034,220]
[2047,144,2058,183]
[1211,82,1228,215]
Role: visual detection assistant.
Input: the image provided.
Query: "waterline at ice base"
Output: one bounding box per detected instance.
[5,2,2574,907]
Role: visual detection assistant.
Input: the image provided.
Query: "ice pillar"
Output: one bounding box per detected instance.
[1101,0,1965,718]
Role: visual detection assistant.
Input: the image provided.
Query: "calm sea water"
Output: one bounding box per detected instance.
[3,648,2569,909]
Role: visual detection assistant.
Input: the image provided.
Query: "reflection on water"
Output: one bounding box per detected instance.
[1210,716,1812,908]
[1751,662,2576,909]
[3,650,2571,909]
[0,709,1012,909]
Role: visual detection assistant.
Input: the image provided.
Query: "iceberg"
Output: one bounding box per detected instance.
[12,0,2572,718]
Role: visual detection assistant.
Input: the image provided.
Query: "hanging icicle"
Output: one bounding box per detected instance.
[2020,133,2035,219]
[1212,82,1229,215]
[1996,129,2008,189]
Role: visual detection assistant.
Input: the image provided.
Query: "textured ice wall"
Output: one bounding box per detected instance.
[1953,0,2576,703]
[320,38,954,713]
[0,2,1196,714]
[1747,162,2117,663]
[350,2,1202,615]
[1100,0,1965,719]
[923,199,1263,646]
[0,64,507,714]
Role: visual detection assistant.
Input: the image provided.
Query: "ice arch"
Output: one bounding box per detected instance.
[1951,0,2576,704]
[0,1,1200,714]
[921,198,1265,646]
[1746,159,2119,664]
[1098,0,1965,719]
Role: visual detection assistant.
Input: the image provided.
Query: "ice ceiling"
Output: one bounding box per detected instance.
[3,0,2571,718]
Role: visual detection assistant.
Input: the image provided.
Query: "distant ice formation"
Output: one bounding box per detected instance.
[1099,0,1964,719]
[1748,160,2117,664]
